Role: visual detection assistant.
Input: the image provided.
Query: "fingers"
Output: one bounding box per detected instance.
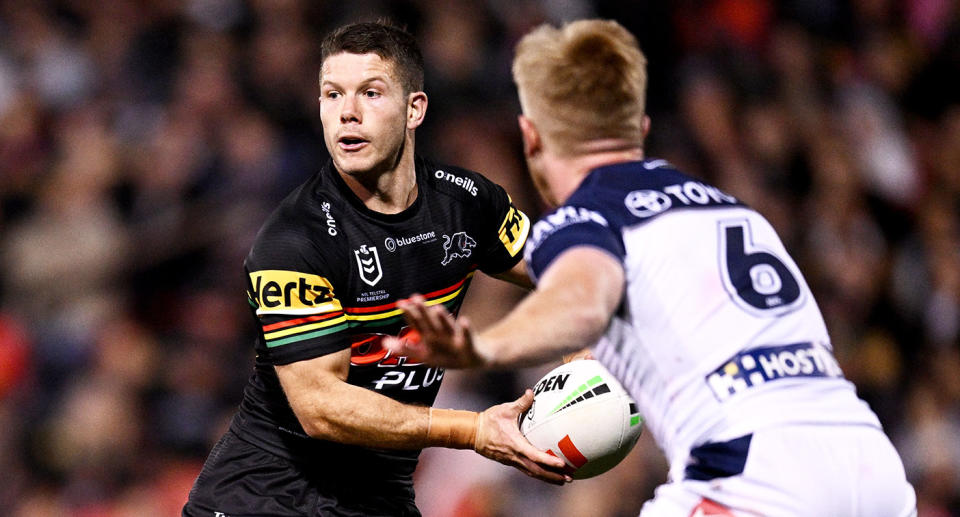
[562,348,595,363]
[511,392,568,473]
[398,295,429,330]
[475,397,571,484]
[383,333,421,358]
[505,391,565,469]
[390,294,480,368]
[513,388,535,412]
[518,457,571,485]
[423,300,453,336]
[515,434,568,471]
[397,295,450,341]
[487,444,571,484]
[385,296,430,357]
[508,446,572,484]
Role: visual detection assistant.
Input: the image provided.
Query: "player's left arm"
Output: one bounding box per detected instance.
[480,246,622,367]
[491,258,534,289]
[388,245,623,368]
[493,257,591,361]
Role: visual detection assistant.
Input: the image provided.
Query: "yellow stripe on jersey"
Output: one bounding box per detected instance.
[261,271,476,346]
[343,283,467,322]
[264,314,348,340]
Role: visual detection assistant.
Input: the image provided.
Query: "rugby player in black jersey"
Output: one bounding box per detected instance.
[183,20,568,517]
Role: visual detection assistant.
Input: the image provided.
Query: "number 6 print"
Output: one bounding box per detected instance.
[718,219,804,316]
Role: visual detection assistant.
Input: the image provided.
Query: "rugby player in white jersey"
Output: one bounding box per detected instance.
[386,19,917,517]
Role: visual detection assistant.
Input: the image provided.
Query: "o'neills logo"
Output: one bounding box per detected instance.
[321,202,338,236]
[435,169,478,196]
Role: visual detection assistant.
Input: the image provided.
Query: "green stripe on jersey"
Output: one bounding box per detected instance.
[266,323,349,347]
[266,297,463,347]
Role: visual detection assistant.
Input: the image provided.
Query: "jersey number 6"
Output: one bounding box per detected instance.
[718,219,803,317]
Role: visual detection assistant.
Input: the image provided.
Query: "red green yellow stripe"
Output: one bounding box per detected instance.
[262,310,344,332]
[264,314,347,342]
[343,273,473,323]
[267,322,350,347]
[262,272,474,348]
[343,273,472,315]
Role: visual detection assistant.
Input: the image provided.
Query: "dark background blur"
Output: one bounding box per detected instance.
[0,0,958,516]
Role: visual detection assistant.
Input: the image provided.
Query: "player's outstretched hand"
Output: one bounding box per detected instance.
[383,294,484,368]
[475,389,572,485]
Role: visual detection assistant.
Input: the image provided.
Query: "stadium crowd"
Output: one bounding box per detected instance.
[0,0,957,515]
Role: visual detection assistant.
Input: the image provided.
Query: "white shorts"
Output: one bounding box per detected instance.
[640,424,916,517]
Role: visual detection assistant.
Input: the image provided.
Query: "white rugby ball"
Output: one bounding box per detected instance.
[520,359,643,479]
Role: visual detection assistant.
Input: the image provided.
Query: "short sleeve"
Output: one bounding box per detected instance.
[524,206,625,283]
[245,228,350,365]
[474,182,531,275]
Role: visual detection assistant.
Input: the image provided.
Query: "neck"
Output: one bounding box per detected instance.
[544,145,644,204]
[339,135,418,214]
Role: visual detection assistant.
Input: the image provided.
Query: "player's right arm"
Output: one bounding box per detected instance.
[246,220,566,483]
[274,350,569,483]
[275,349,427,448]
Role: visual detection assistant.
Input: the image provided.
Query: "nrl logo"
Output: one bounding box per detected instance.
[355,245,383,286]
[441,232,476,266]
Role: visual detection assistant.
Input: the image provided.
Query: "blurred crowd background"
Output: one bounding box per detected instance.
[0,0,958,515]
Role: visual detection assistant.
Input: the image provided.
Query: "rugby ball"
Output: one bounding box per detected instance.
[520,359,643,479]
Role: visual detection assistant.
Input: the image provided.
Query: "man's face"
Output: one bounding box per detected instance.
[320,52,410,177]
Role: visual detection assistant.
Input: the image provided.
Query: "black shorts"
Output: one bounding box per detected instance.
[183,430,420,517]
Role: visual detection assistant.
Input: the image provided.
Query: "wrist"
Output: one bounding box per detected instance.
[469,334,494,368]
[427,408,479,450]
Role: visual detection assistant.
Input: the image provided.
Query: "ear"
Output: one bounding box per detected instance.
[407,91,428,130]
[642,115,651,140]
[518,115,542,158]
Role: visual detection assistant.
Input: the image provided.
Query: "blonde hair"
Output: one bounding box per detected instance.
[512,20,648,154]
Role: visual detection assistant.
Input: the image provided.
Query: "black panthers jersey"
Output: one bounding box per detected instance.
[229,156,530,493]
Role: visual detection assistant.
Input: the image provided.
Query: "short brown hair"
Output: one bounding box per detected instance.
[512,20,647,153]
[320,20,424,94]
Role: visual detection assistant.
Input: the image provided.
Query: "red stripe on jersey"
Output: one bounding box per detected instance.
[421,272,473,299]
[344,301,400,314]
[262,311,343,332]
[344,273,474,314]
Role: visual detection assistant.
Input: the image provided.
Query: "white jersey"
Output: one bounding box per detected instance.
[524,159,881,479]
